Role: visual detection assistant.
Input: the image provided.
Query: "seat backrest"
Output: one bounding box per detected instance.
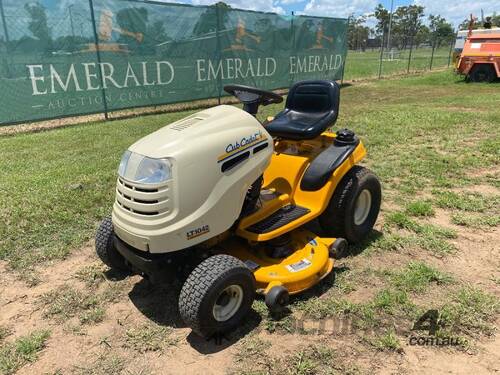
[286,80,340,116]
[264,79,341,140]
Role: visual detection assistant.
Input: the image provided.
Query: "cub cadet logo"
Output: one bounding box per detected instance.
[225,131,263,154]
[218,131,264,163]
[186,225,210,240]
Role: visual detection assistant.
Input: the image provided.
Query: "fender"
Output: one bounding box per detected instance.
[300,134,360,191]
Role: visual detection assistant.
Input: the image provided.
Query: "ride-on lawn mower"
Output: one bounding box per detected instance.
[95,80,381,338]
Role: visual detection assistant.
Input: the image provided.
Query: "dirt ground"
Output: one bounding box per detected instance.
[1,203,498,374]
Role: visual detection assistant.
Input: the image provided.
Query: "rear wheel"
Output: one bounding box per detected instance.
[179,254,255,337]
[319,166,381,243]
[468,65,496,83]
[95,216,130,272]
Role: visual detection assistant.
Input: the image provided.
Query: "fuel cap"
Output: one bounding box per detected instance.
[334,129,358,145]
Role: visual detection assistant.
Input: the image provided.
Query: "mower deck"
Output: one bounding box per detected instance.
[219,229,335,295]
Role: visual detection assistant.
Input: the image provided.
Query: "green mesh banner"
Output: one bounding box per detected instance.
[0,0,348,125]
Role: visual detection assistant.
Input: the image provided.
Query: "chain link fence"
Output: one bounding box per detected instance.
[344,28,455,80]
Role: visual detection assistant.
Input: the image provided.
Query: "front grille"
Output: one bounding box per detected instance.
[116,178,171,217]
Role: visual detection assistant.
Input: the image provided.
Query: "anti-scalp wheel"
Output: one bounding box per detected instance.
[265,285,289,313]
[329,238,348,259]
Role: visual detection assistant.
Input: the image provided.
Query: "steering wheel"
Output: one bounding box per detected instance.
[223,84,283,116]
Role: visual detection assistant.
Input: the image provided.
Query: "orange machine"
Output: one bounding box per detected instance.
[456,32,500,82]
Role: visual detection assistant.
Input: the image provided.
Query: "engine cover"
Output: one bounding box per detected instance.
[112,105,273,253]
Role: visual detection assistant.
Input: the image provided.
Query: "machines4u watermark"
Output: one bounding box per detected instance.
[409,309,466,347]
[409,335,464,347]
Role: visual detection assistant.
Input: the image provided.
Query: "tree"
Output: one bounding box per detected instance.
[390,5,424,49]
[373,4,390,37]
[428,15,454,47]
[348,15,370,50]
[24,2,52,52]
[373,4,425,49]
[414,25,430,48]
[458,13,500,30]
[491,13,500,27]
[458,17,478,31]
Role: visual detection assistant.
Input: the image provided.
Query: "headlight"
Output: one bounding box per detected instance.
[118,151,172,184]
[135,157,172,184]
[118,150,131,177]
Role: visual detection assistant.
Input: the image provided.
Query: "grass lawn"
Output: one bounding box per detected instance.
[0,69,499,374]
[0,70,498,277]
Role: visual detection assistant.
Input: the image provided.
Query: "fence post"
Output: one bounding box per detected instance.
[290,11,295,86]
[341,16,350,85]
[407,34,414,74]
[0,0,11,78]
[429,35,436,70]
[407,15,419,74]
[215,3,222,105]
[68,5,76,39]
[447,35,455,67]
[88,0,109,120]
[0,0,9,49]
[378,28,385,79]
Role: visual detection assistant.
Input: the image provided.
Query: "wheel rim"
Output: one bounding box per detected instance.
[213,285,244,322]
[354,189,372,225]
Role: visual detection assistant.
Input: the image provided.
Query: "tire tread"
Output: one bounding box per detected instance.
[95,216,129,271]
[319,166,380,243]
[179,254,253,336]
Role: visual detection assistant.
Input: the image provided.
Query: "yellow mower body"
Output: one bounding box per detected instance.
[97,80,381,337]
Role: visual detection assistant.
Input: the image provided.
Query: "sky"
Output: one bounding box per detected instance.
[178,0,500,28]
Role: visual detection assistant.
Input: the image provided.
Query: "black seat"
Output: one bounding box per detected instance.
[265,80,340,140]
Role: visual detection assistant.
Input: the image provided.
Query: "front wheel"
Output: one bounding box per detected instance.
[319,166,381,243]
[179,254,255,338]
[95,216,130,272]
